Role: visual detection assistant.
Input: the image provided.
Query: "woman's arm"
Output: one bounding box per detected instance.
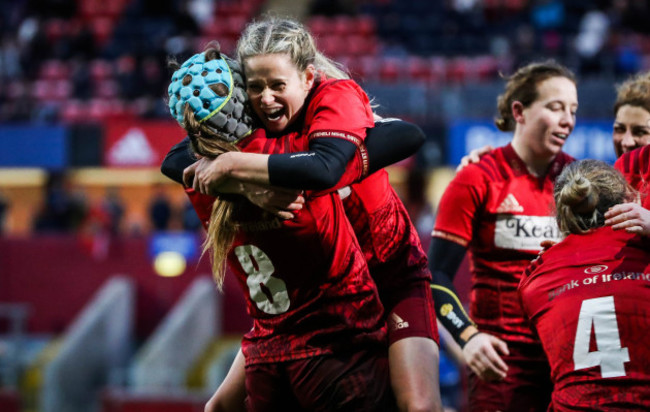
[429,237,510,381]
[428,237,474,344]
[163,121,425,187]
[161,137,194,184]
[179,119,425,195]
[204,348,246,412]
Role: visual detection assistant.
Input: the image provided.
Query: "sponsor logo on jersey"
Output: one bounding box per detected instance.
[496,194,524,213]
[239,218,283,232]
[390,313,409,331]
[548,279,580,300]
[494,215,561,251]
[585,265,608,274]
[440,303,465,329]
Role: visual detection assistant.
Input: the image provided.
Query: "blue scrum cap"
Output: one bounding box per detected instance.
[168,50,253,142]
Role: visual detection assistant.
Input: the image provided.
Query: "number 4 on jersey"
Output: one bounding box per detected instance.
[573,296,630,378]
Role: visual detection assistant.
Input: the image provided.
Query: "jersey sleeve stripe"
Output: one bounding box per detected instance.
[431,230,469,247]
[310,130,369,177]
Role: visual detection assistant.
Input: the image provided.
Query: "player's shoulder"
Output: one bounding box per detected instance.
[454,146,508,184]
[312,78,367,102]
[615,145,650,174]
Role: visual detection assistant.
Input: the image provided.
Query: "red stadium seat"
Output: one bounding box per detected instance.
[332,16,354,36]
[356,15,377,36]
[39,60,70,80]
[195,36,236,55]
[505,0,525,11]
[44,19,68,43]
[95,79,119,99]
[79,0,102,18]
[91,17,115,46]
[346,35,378,57]
[307,16,329,36]
[379,57,402,83]
[346,56,378,82]
[224,15,247,38]
[90,59,115,81]
[52,79,73,101]
[473,55,499,82]
[319,34,346,59]
[87,98,112,122]
[60,100,88,123]
[31,80,54,101]
[202,19,230,38]
[406,56,433,83]
[30,78,69,103]
[446,57,469,83]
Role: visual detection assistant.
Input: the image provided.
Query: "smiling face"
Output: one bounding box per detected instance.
[243,53,315,133]
[612,104,650,158]
[514,76,578,159]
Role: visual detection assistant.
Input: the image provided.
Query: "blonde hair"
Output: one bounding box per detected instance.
[554,159,633,235]
[613,71,650,116]
[495,60,576,131]
[173,42,244,289]
[182,105,241,289]
[169,42,255,289]
[236,16,349,80]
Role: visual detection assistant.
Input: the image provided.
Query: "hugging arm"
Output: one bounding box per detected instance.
[161,137,304,219]
[268,118,425,189]
[164,119,425,192]
[161,136,194,184]
[605,202,650,236]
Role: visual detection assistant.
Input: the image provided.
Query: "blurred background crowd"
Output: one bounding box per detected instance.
[0,0,650,122]
[1,0,650,411]
[2,0,650,125]
[0,0,648,236]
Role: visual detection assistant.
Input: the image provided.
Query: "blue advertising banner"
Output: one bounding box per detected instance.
[0,125,67,168]
[149,231,200,262]
[448,119,617,166]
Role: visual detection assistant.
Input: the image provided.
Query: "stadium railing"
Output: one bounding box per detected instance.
[130,276,219,391]
[40,276,135,412]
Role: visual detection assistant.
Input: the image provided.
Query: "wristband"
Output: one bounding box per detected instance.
[461,331,481,349]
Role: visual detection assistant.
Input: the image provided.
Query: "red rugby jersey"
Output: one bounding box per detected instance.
[433,143,574,343]
[614,144,650,208]
[291,80,434,321]
[343,170,431,307]
[519,227,650,410]
[301,78,375,188]
[188,128,386,366]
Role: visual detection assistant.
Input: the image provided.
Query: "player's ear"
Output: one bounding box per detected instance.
[303,65,316,91]
[512,101,525,124]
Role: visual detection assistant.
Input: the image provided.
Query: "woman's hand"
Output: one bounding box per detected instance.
[462,332,509,381]
[183,157,304,219]
[605,202,650,236]
[183,156,232,195]
[456,145,493,172]
[243,184,304,219]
